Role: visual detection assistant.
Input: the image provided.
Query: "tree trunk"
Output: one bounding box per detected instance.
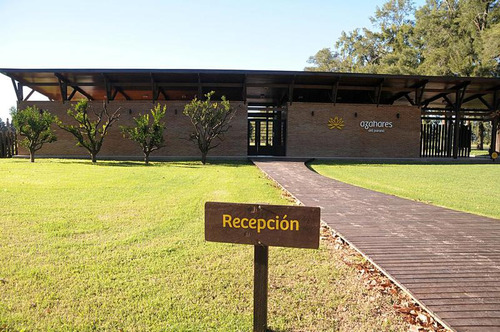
[144,152,150,165]
[478,122,484,150]
[201,151,207,164]
[30,150,35,163]
[91,153,97,163]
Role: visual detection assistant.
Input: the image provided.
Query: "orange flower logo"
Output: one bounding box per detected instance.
[328,116,345,130]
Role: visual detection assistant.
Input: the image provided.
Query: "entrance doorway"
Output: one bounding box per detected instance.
[248,106,286,156]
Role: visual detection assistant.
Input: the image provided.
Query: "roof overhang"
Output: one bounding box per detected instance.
[2,69,499,113]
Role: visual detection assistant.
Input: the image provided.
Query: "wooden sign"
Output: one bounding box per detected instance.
[205,202,320,249]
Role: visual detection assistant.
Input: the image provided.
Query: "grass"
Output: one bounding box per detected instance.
[311,161,500,219]
[470,146,490,157]
[0,159,407,331]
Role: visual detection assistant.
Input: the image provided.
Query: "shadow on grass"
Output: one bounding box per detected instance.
[11,158,253,168]
[308,158,497,167]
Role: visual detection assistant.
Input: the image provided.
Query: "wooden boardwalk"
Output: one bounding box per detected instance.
[253,160,500,332]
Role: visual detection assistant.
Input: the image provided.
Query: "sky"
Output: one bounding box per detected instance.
[0,0,425,121]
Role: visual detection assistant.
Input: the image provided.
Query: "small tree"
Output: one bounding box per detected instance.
[183,91,235,164]
[121,104,167,165]
[57,100,120,163]
[11,106,57,162]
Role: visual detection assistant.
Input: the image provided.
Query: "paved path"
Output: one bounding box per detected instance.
[253,160,500,332]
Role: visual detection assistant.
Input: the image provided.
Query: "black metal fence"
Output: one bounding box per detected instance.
[420,122,471,158]
[0,122,17,158]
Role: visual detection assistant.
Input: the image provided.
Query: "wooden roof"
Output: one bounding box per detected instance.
[2,69,499,111]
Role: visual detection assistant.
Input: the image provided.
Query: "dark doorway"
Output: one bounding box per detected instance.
[248,106,286,156]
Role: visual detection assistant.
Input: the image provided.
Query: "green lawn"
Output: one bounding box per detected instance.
[470,147,490,157]
[311,161,499,219]
[0,159,406,331]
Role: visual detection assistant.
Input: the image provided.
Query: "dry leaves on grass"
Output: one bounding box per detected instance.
[320,224,451,332]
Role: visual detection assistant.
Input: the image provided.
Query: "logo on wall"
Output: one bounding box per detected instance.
[359,120,393,133]
[328,116,345,130]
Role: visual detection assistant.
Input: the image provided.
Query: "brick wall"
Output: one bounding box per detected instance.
[17,100,247,158]
[16,101,421,159]
[287,103,420,158]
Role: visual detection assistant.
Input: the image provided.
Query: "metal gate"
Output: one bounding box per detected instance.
[420,122,471,158]
[0,124,17,158]
[248,107,286,156]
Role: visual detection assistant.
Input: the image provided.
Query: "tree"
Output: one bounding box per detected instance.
[11,105,57,162]
[121,104,167,165]
[306,0,418,74]
[183,91,234,164]
[305,0,500,77]
[57,100,120,163]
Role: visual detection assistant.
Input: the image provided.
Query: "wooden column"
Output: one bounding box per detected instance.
[452,84,469,159]
[491,116,499,155]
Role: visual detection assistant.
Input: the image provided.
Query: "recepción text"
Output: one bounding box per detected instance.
[222,214,300,233]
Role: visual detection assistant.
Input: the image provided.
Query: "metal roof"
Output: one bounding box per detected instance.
[2,68,499,111]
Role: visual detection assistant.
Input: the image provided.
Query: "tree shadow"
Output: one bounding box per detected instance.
[18,158,253,168]
[308,158,498,167]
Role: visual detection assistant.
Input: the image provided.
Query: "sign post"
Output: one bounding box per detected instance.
[205,202,321,332]
[254,245,268,332]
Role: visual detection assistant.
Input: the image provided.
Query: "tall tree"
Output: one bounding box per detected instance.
[57,100,120,163]
[121,104,167,165]
[306,0,500,77]
[183,91,234,164]
[306,0,418,74]
[11,105,57,162]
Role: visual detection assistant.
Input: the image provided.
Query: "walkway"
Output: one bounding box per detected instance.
[253,160,500,332]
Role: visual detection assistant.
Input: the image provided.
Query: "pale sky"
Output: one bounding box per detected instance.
[0,0,425,121]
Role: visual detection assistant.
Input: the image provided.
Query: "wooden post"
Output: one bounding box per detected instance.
[452,92,461,159]
[490,116,499,155]
[254,245,268,332]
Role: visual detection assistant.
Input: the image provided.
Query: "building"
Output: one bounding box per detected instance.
[2,69,499,159]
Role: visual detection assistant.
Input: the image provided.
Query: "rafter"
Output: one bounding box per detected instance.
[54,73,94,100]
[11,78,23,101]
[288,76,295,105]
[404,94,415,105]
[115,87,131,100]
[23,88,35,101]
[68,88,78,101]
[330,78,339,105]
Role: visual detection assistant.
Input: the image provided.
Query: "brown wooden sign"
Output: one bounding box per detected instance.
[205,202,321,249]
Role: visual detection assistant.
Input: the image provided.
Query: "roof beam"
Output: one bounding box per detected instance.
[159,87,168,100]
[111,88,119,101]
[115,87,131,100]
[102,74,112,101]
[478,96,493,110]
[442,95,454,107]
[462,93,486,104]
[404,94,415,106]
[241,74,247,104]
[11,78,23,101]
[415,80,428,107]
[23,88,36,101]
[422,92,447,106]
[151,73,159,103]
[54,73,94,100]
[197,74,202,99]
[330,78,339,104]
[57,77,68,103]
[68,88,78,101]
[288,76,295,105]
